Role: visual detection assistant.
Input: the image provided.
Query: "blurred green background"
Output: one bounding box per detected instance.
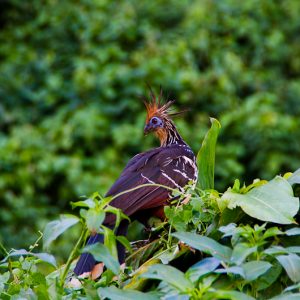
[1,0,300,251]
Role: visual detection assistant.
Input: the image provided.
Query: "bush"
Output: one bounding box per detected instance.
[1,0,300,251]
[1,121,300,299]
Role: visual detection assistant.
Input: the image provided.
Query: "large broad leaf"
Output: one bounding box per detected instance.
[173,232,232,262]
[83,243,120,275]
[242,261,272,281]
[221,176,299,224]
[43,214,79,249]
[197,118,221,190]
[141,264,194,292]
[98,286,159,300]
[276,254,300,283]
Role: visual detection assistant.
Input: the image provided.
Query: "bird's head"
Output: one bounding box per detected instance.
[143,89,184,146]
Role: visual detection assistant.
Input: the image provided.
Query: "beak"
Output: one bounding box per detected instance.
[144,124,153,135]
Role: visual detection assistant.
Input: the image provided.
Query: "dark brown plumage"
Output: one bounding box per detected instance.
[74,91,198,276]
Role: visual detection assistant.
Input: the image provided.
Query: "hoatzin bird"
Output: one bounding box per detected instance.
[74,92,198,278]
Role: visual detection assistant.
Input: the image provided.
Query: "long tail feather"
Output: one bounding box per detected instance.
[73,233,104,275]
[73,221,129,276]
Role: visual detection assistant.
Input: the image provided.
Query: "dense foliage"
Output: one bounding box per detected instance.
[1,0,300,250]
[1,120,300,299]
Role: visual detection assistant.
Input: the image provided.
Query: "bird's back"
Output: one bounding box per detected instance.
[104,143,197,224]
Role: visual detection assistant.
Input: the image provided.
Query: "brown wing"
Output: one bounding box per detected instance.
[104,145,197,225]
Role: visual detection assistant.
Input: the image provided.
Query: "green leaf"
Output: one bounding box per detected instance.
[221,176,299,224]
[103,226,118,260]
[71,198,96,209]
[105,205,130,229]
[219,223,237,237]
[217,207,245,230]
[0,272,10,292]
[256,261,282,291]
[33,253,57,268]
[186,257,220,283]
[284,282,300,292]
[83,242,120,275]
[126,240,161,270]
[270,294,300,300]
[116,236,132,253]
[265,246,288,255]
[208,290,256,300]
[285,228,300,236]
[155,280,188,300]
[276,254,300,282]
[84,208,105,233]
[197,118,221,190]
[287,168,300,186]
[127,220,146,241]
[287,247,300,254]
[123,258,161,291]
[242,261,272,281]
[141,264,193,292]
[173,232,232,262]
[156,247,185,265]
[164,206,191,232]
[1,249,57,267]
[43,214,79,249]
[263,227,284,239]
[230,243,257,265]
[215,266,245,277]
[265,246,300,255]
[98,286,159,300]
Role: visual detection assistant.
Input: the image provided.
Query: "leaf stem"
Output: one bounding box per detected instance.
[167,199,182,248]
[110,183,186,202]
[59,225,87,287]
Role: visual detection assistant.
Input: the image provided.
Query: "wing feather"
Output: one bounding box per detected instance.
[104,145,197,225]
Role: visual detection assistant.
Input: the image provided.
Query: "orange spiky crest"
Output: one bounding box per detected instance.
[144,89,175,123]
[143,88,188,146]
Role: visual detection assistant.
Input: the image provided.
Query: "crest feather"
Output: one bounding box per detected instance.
[144,89,176,122]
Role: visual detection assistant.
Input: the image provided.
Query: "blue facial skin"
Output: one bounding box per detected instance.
[144,117,163,134]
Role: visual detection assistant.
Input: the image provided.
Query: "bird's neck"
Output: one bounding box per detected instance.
[155,120,187,147]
